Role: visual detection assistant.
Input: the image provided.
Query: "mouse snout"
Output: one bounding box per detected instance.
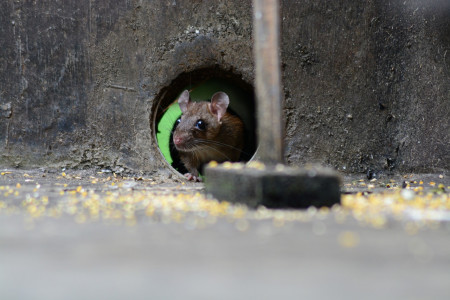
[173,135,184,146]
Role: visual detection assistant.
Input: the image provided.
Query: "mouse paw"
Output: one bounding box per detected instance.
[184,173,202,182]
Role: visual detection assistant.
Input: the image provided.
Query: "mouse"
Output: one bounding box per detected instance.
[172,90,245,182]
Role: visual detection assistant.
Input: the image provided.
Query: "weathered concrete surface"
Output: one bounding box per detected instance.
[0,0,253,174]
[281,0,450,174]
[2,214,450,300]
[0,0,448,175]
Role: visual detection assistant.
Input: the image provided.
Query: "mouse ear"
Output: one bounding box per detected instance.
[178,90,191,113]
[209,92,229,121]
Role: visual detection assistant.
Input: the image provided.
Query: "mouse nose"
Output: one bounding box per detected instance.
[173,136,183,146]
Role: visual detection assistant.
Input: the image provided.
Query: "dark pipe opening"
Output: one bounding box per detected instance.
[152,66,257,177]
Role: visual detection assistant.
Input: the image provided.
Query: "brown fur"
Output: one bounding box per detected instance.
[173,91,244,180]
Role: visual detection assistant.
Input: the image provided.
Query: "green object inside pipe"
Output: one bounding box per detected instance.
[156,101,181,165]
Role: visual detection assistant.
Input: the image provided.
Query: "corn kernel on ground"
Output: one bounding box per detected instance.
[0,169,449,233]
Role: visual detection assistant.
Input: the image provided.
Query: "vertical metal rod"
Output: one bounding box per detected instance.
[253,0,284,164]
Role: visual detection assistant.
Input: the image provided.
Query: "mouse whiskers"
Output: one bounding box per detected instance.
[194,138,248,156]
[193,141,233,161]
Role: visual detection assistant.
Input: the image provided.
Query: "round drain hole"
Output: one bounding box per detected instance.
[152,68,256,178]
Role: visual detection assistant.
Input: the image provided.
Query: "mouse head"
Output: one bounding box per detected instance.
[178,90,229,123]
[173,90,230,150]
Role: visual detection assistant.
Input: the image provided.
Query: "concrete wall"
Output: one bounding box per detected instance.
[0,0,449,175]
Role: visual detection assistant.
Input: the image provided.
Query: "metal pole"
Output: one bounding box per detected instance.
[253,0,284,164]
[206,0,340,209]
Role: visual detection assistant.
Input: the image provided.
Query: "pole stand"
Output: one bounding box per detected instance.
[205,162,340,209]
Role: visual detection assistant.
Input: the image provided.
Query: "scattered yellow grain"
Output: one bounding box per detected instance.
[338,231,360,248]
[222,161,233,169]
[247,160,266,170]
[235,219,250,231]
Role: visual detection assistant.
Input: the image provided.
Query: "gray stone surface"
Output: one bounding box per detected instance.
[0,169,449,299]
[0,0,449,175]
[1,209,450,300]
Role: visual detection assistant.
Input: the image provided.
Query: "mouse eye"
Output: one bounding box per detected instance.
[195,119,206,130]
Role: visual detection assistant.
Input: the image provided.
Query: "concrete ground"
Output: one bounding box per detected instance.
[0,169,449,300]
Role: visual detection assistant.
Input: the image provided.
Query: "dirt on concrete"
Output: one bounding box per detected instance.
[0,167,449,299]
